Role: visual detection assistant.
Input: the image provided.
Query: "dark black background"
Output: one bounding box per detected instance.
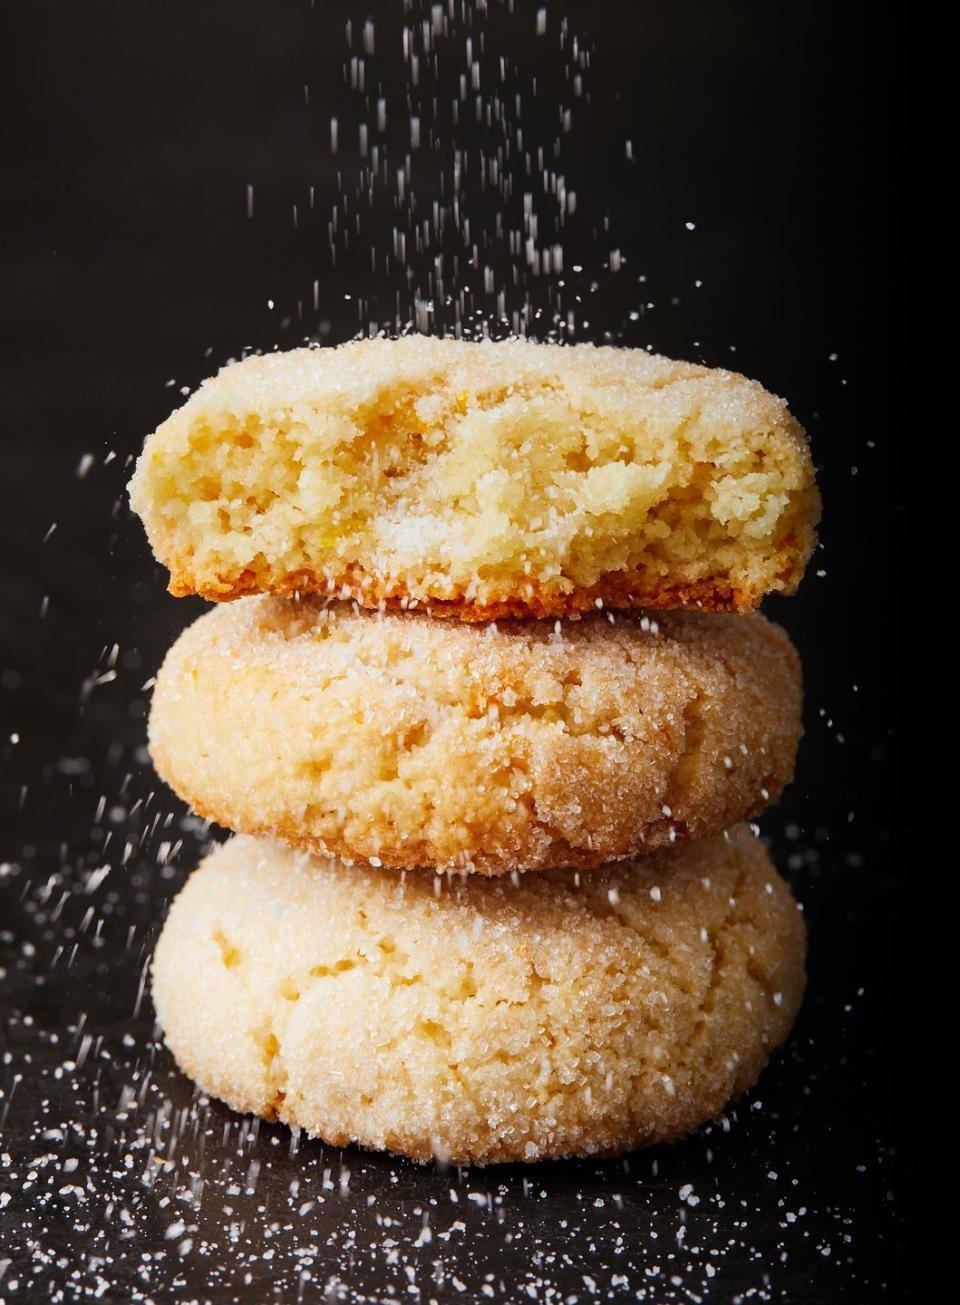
[1,2,902,1301]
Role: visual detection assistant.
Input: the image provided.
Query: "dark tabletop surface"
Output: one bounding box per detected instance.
[1,2,903,1300]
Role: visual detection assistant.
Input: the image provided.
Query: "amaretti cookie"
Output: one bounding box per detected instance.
[152,828,805,1165]
[148,597,802,874]
[129,336,819,618]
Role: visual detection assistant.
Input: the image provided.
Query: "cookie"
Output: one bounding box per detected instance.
[129,336,819,618]
[152,827,805,1165]
[148,597,802,874]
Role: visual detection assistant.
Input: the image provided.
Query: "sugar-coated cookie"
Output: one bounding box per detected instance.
[152,828,805,1165]
[149,598,802,873]
[129,337,819,617]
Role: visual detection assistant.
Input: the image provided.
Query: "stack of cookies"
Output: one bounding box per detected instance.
[131,337,819,1164]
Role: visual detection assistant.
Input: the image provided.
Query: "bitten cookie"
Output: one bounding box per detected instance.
[152,828,806,1165]
[129,336,819,618]
[148,597,803,874]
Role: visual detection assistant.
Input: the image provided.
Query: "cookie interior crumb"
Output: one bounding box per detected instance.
[130,337,819,612]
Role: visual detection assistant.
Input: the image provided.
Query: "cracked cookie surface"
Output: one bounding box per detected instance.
[149,596,802,873]
[128,336,819,617]
[151,828,806,1164]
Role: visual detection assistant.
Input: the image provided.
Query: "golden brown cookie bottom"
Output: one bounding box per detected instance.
[167,559,807,617]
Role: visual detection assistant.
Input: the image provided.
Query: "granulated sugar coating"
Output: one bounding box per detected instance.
[128,338,820,618]
[151,828,805,1165]
[148,597,802,873]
